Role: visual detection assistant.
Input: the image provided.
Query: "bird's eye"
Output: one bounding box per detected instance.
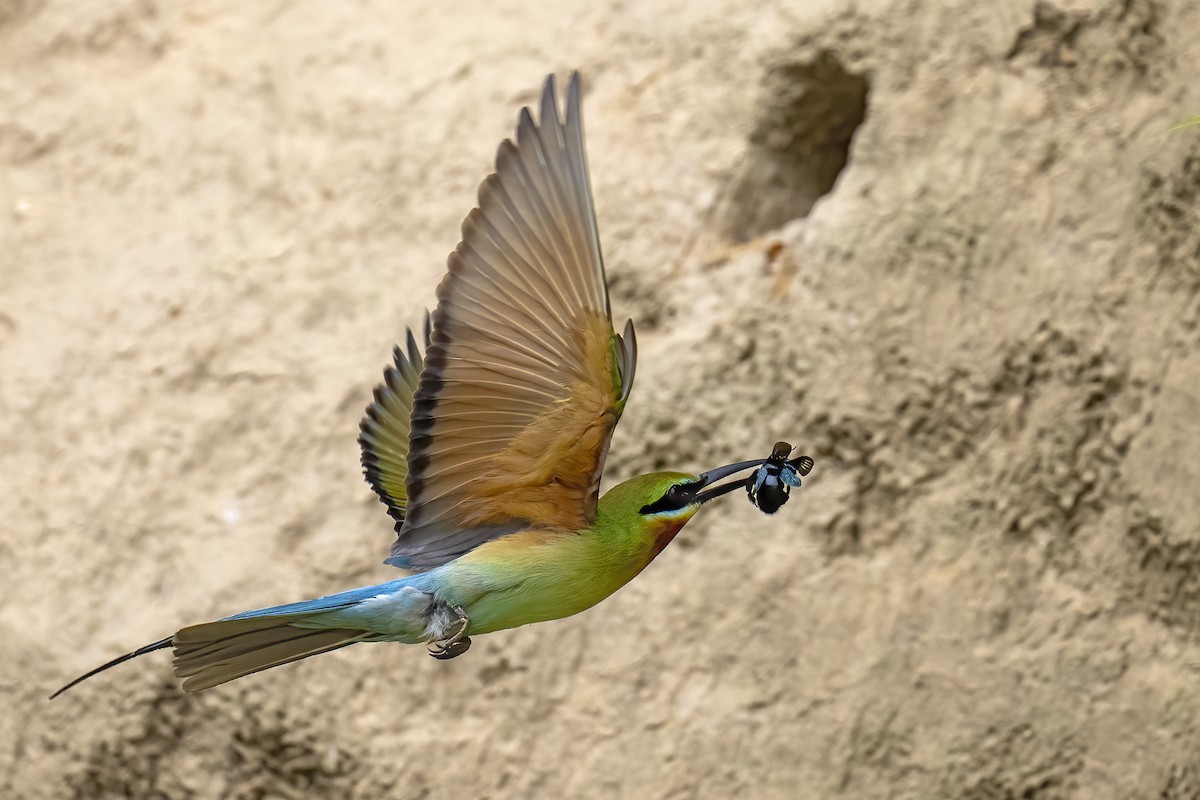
[639,483,691,515]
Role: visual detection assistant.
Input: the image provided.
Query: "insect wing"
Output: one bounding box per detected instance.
[780,463,802,488]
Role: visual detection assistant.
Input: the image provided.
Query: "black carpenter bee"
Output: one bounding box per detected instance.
[746,441,814,514]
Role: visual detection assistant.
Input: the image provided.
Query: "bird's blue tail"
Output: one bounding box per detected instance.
[171,581,413,692]
[51,578,418,697]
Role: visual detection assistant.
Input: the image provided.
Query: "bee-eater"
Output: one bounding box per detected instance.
[52,72,811,697]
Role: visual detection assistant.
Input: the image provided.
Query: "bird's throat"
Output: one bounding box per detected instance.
[648,516,690,559]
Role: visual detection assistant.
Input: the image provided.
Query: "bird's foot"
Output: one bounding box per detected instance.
[429,636,472,660]
[428,605,472,660]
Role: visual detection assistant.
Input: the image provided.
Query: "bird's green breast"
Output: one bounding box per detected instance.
[438,511,690,636]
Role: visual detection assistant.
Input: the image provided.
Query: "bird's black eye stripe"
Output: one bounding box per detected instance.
[639,483,693,515]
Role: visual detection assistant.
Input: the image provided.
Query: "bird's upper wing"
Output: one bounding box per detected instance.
[384,72,637,570]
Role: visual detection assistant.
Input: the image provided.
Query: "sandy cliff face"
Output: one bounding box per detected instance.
[3,1,1200,797]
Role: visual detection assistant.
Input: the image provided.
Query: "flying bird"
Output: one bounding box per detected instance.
[52,72,812,697]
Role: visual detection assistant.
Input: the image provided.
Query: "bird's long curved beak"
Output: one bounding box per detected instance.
[691,459,769,505]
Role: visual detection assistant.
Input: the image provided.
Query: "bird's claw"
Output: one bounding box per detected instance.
[428,604,472,660]
[428,636,472,659]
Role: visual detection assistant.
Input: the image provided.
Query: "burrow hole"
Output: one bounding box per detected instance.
[722,50,869,242]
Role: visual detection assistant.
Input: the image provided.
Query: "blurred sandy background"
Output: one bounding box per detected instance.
[4,0,1200,797]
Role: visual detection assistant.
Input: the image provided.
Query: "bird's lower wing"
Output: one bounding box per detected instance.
[359,315,431,526]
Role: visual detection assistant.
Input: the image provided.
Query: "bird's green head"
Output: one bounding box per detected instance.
[602,471,702,526]
[601,457,784,536]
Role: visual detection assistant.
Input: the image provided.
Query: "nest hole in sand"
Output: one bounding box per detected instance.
[722,50,869,242]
